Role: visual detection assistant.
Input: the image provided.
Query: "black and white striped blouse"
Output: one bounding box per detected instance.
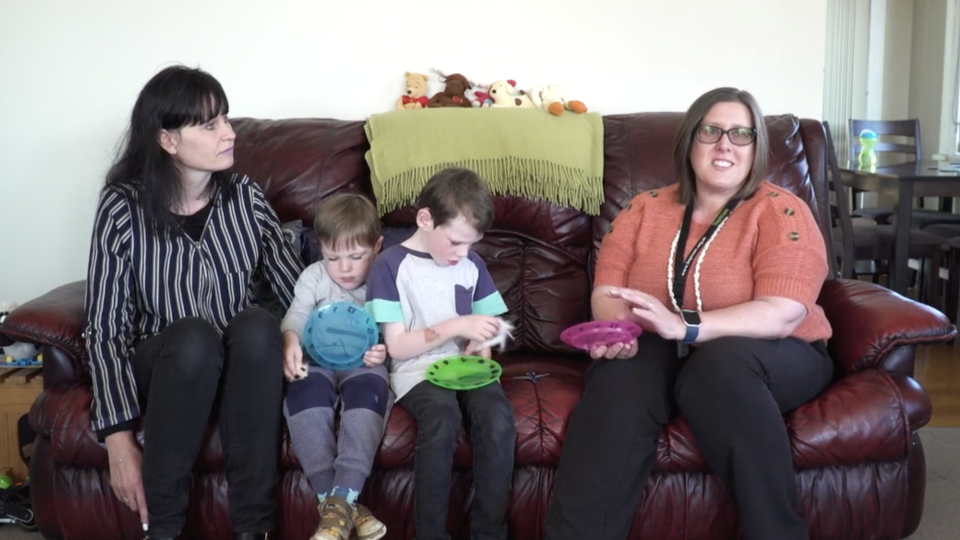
[83,174,303,435]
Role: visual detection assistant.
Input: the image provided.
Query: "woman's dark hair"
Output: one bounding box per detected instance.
[417,168,495,233]
[105,65,231,233]
[673,87,769,205]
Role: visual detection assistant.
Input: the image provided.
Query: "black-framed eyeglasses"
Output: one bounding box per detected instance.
[695,125,757,146]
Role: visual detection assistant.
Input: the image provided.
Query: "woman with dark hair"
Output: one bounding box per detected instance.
[544,87,834,540]
[84,65,302,540]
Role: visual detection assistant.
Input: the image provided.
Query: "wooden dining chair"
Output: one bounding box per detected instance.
[921,222,960,323]
[826,121,944,306]
[848,118,960,229]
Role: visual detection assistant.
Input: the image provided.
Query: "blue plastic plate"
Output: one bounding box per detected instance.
[302,302,379,371]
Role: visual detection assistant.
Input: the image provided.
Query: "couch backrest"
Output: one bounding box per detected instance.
[230,113,831,357]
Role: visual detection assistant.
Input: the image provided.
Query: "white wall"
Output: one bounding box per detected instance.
[0,0,827,305]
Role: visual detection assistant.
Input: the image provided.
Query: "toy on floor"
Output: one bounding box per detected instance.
[2,342,39,364]
[0,475,37,532]
[396,71,430,110]
[3,355,42,367]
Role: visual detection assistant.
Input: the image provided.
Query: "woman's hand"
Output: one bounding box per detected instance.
[282,331,304,382]
[588,339,638,360]
[363,344,387,367]
[105,431,148,527]
[607,287,686,341]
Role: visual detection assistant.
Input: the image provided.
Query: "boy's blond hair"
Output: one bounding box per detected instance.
[313,193,381,250]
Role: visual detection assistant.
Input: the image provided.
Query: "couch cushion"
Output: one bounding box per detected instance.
[33,363,914,477]
[230,118,373,226]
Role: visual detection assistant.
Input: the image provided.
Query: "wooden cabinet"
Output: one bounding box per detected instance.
[0,367,42,482]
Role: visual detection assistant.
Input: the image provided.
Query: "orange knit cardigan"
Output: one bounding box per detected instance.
[594,182,832,343]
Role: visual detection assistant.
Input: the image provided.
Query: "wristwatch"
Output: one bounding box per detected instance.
[680,309,701,344]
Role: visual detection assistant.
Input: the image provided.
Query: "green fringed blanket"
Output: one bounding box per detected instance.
[364,108,605,215]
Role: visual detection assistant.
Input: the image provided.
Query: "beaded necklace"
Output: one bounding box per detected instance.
[666,200,739,314]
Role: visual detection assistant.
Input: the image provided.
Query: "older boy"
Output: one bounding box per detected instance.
[365,168,516,540]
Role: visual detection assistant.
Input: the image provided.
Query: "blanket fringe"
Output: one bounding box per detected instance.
[375,157,603,216]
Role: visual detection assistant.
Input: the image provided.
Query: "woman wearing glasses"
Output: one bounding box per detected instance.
[544,88,833,540]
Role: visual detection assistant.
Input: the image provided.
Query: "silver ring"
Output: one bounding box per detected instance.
[122,497,130,504]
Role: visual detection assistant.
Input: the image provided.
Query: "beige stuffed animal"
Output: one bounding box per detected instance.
[532,84,588,116]
[487,79,537,108]
[396,72,430,110]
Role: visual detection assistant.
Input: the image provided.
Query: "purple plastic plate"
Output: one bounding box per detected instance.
[560,320,642,351]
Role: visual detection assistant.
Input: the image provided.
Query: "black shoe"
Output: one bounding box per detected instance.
[234,534,269,540]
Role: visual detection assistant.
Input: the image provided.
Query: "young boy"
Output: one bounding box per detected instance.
[365,168,516,540]
[281,193,390,540]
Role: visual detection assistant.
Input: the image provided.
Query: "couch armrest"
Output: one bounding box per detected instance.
[1,281,88,387]
[818,278,955,376]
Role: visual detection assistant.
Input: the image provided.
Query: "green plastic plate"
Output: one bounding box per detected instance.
[426,355,503,391]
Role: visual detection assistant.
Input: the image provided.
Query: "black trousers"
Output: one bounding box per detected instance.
[544,333,833,540]
[399,380,516,540]
[133,307,283,537]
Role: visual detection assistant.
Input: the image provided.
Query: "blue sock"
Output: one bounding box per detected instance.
[330,485,360,505]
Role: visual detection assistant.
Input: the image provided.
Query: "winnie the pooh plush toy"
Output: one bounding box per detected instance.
[427,73,474,108]
[532,84,588,116]
[396,72,430,110]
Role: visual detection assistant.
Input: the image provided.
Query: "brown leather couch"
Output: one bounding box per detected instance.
[2,113,954,540]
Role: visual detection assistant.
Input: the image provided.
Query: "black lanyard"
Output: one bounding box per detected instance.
[671,198,739,310]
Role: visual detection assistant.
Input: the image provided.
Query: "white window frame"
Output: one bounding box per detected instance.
[949,0,960,157]
[953,33,960,155]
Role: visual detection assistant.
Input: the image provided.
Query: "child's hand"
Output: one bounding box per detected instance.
[282,332,305,382]
[363,344,387,367]
[458,315,501,343]
[464,340,492,358]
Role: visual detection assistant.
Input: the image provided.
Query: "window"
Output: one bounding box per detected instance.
[953,0,960,155]
[954,42,960,154]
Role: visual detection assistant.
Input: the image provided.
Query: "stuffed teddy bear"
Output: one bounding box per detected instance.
[396,72,430,110]
[427,73,474,108]
[532,84,588,116]
[487,80,537,108]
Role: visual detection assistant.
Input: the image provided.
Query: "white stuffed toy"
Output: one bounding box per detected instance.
[467,318,515,354]
[530,83,588,116]
[487,80,538,108]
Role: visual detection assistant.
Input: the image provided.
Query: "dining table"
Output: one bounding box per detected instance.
[839,160,960,295]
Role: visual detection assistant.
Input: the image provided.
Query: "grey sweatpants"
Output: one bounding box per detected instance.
[283,363,392,498]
